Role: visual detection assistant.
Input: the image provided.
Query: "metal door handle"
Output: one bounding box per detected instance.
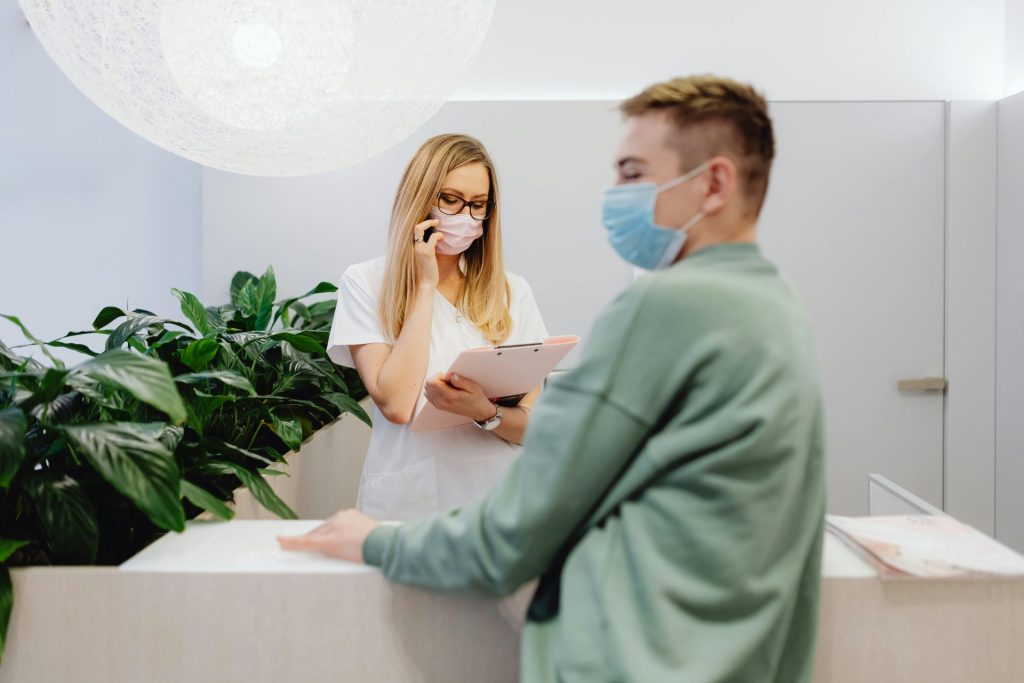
[896,377,947,393]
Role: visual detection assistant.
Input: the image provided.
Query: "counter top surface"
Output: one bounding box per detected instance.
[120,520,374,574]
[122,519,877,578]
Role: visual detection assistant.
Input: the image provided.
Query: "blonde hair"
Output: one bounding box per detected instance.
[378,134,512,345]
[620,75,775,215]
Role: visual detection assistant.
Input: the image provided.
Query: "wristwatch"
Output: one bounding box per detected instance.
[475,404,503,431]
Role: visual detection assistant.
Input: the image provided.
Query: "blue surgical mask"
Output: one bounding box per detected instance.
[602,161,710,270]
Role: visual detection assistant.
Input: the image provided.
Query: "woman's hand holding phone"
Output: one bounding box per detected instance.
[413,218,443,289]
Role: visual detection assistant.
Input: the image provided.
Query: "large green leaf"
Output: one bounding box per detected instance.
[36,330,108,360]
[0,340,30,371]
[0,409,25,488]
[284,301,310,326]
[0,314,61,368]
[157,424,185,451]
[215,342,253,381]
[92,306,126,330]
[271,415,303,451]
[73,351,186,423]
[174,371,256,395]
[172,289,212,336]
[253,267,277,330]
[270,332,327,356]
[224,331,265,346]
[230,271,258,308]
[17,368,69,415]
[303,300,337,326]
[205,305,227,329]
[31,392,80,426]
[150,329,187,351]
[62,374,118,411]
[272,281,338,326]
[105,315,194,351]
[184,390,235,435]
[43,339,98,357]
[217,441,280,466]
[180,480,234,521]
[0,540,28,564]
[321,393,372,427]
[233,272,278,330]
[259,468,289,477]
[105,316,163,351]
[0,566,12,660]
[180,338,219,371]
[64,423,185,532]
[212,462,296,519]
[299,329,330,344]
[281,346,351,395]
[24,475,99,563]
[234,281,260,322]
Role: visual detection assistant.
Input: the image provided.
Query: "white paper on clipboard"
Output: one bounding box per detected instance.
[410,335,580,432]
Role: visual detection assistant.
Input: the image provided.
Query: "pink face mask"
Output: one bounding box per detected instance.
[430,207,484,255]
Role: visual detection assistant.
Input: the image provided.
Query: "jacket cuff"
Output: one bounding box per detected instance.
[362,524,396,567]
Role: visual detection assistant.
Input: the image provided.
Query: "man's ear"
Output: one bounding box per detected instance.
[702,156,738,215]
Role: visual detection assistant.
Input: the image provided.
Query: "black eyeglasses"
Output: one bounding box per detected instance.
[436,192,493,221]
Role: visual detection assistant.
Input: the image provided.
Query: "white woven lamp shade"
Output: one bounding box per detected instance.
[19,0,496,176]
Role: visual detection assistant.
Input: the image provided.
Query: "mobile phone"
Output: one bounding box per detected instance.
[495,393,527,408]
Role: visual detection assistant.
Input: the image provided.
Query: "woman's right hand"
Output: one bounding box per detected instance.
[413,219,443,289]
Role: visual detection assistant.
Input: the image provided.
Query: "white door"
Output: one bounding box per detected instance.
[759,102,947,514]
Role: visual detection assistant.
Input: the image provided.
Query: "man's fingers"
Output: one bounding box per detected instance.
[277,534,327,551]
[305,521,333,536]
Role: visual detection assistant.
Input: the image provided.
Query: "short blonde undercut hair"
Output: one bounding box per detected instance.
[620,75,775,216]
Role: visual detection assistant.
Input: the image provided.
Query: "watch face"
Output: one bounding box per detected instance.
[477,406,502,430]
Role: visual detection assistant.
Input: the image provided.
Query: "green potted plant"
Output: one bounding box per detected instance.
[0,267,368,656]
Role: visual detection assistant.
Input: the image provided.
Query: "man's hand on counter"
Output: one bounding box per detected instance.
[277,509,381,564]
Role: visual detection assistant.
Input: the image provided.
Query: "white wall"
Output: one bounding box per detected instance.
[996,90,1024,548]
[1007,0,1024,96]
[0,1,202,358]
[452,0,1006,101]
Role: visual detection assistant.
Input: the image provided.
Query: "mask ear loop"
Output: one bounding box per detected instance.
[656,161,712,234]
[656,160,712,193]
[678,209,706,234]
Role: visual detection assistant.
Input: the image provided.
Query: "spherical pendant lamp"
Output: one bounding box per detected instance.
[19,0,496,176]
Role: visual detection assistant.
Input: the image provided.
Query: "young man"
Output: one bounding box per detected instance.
[280,75,826,682]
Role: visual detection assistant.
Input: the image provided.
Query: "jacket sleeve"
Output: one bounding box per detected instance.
[362,283,658,596]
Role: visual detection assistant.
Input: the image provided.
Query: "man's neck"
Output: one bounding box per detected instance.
[677,220,757,261]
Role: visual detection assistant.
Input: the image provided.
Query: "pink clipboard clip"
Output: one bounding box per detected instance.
[409,335,580,433]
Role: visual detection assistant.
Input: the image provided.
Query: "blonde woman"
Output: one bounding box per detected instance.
[327,134,549,521]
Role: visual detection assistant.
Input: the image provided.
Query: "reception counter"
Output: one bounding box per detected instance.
[4,522,1023,682]
[3,537,529,682]
[2,413,1022,682]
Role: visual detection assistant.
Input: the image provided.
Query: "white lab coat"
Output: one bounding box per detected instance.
[327,257,549,521]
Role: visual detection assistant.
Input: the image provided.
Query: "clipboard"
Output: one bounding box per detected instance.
[409,335,580,432]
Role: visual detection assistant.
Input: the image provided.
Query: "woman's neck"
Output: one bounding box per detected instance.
[436,253,464,285]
